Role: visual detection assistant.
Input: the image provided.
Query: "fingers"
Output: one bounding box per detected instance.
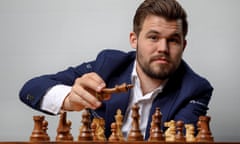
[62,93,84,111]
[62,72,105,111]
[64,90,100,111]
[73,86,101,108]
[78,72,106,92]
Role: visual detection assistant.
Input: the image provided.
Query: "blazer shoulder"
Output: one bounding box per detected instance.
[93,49,136,70]
[96,49,135,60]
[181,61,213,92]
[91,49,136,81]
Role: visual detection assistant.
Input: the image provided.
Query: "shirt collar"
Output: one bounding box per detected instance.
[131,61,138,84]
[131,60,167,96]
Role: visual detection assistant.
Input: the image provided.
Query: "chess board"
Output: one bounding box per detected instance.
[9,104,239,144]
[0,141,240,144]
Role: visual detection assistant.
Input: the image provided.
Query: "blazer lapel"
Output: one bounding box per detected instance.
[144,69,182,139]
[102,61,134,137]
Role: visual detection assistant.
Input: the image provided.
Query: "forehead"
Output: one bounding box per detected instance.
[141,15,183,36]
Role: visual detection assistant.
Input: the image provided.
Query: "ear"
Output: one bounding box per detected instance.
[183,39,187,51]
[129,32,138,49]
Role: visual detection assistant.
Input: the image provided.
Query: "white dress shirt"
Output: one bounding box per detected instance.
[121,61,165,138]
[41,85,71,114]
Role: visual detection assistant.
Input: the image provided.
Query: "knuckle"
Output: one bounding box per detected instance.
[75,77,83,83]
[71,86,79,94]
[82,72,94,78]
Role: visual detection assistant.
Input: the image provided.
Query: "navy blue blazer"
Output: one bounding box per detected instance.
[19,49,213,139]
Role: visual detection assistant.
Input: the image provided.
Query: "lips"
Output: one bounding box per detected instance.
[151,55,170,64]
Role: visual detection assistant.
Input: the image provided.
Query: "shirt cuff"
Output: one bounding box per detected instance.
[41,84,72,115]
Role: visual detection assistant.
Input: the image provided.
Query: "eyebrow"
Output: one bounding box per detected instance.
[146,30,181,38]
[146,30,160,35]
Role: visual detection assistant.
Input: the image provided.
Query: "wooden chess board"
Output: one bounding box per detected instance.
[15,104,240,144]
[0,142,240,144]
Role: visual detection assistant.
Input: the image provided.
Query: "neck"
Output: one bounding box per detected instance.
[136,65,166,95]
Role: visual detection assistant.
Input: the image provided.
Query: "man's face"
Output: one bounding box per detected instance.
[130,15,186,80]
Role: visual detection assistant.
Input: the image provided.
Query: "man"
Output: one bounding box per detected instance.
[19,0,213,139]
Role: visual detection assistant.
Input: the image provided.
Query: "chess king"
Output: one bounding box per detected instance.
[19,0,213,140]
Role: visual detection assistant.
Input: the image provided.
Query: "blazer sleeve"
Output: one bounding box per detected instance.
[173,77,213,127]
[19,49,135,114]
[19,61,95,113]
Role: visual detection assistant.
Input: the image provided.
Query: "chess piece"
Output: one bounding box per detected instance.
[56,111,73,141]
[164,120,176,142]
[148,107,164,142]
[185,124,196,142]
[91,122,98,141]
[91,117,106,141]
[78,109,93,141]
[42,120,50,141]
[196,115,214,142]
[30,115,49,141]
[108,122,120,142]
[175,120,185,142]
[96,83,133,101]
[127,104,144,141]
[115,109,125,141]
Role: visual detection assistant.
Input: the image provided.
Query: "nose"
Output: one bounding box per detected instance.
[157,38,169,53]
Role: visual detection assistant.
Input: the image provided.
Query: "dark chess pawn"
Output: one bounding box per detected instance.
[42,120,50,141]
[108,122,120,142]
[56,111,73,141]
[30,115,49,141]
[196,115,214,142]
[148,107,164,142]
[78,109,93,141]
[175,120,185,142]
[127,104,144,141]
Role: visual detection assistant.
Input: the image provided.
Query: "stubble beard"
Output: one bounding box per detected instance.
[136,49,178,81]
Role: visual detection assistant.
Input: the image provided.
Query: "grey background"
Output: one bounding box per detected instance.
[0,0,239,142]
